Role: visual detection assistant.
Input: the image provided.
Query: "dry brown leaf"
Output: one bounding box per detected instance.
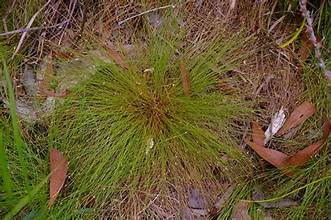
[218,79,235,95]
[245,139,288,169]
[104,42,128,69]
[298,31,313,62]
[326,70,331,90]
[229,0,236,11]
[52,50,74,60]
[287,120,331,166]
[251,122,267,172]
[252,122,265,146]
[179,60,191,96]
[49,149,68,207]
[277,101,316,136]
[232,201,251,220]
[247,120,330,176]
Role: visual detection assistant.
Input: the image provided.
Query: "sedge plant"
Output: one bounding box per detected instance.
[48,17,255,218]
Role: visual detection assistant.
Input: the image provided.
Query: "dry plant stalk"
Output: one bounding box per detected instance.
[179,60,191,96]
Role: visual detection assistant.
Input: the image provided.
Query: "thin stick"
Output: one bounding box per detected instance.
[58,0,78,45]
[299,0,328,77]
[11,0,52,60]
[0,21,67,37]
[118,4,175,25]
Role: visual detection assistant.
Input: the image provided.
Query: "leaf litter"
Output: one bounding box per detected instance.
[245,101,331,174]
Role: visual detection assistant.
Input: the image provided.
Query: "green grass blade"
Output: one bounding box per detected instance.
[3,175,49,220]
[2,59,29,187]
[0,129,14,202]
[243,175,331,204]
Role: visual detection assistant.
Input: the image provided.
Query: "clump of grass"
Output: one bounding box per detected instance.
[50,18,254,217]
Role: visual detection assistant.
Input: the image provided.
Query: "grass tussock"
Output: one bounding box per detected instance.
[49,19,254,217]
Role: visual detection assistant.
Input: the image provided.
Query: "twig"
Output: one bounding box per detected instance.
[0,21,68,37]
[58,0,78,45]
[268,15,285,33]
[11,0,52,60]
[75,2,88,44]
[299,0,328,78]
[2,0,16,34]
[118,4,176,25]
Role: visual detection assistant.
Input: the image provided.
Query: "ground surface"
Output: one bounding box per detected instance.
[0,1,331,219]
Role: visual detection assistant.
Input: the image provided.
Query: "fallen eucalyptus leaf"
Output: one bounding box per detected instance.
[286,120,331,166]
[232,201,251,220]
[49,149,68,207]
[252,122,265,146]
[188,188,205,209]
[22,65,37,97]
[148,12,162,28]
[247,120,331,175]
[214,185,236,210]
[245,139,288,169]
[3,99,37,122]
[277,101,315,136]
[104,42,128,69]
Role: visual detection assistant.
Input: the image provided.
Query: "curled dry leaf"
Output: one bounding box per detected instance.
[229,0,236,11]
[244,139,288,169]
[252,122,265,146]
[252,122,267,171]
[232,201,251,220]
[298,31,313,62]
[104,42,128,69]
[277,101,315,136]
[214,185,236,210]
[264,108,286,144]
[188,188,205,209]
[49,149,68,207]
[326,70,331,90]
[246,120,330,176]
[179,60,191,96]
[286,120,331,167]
